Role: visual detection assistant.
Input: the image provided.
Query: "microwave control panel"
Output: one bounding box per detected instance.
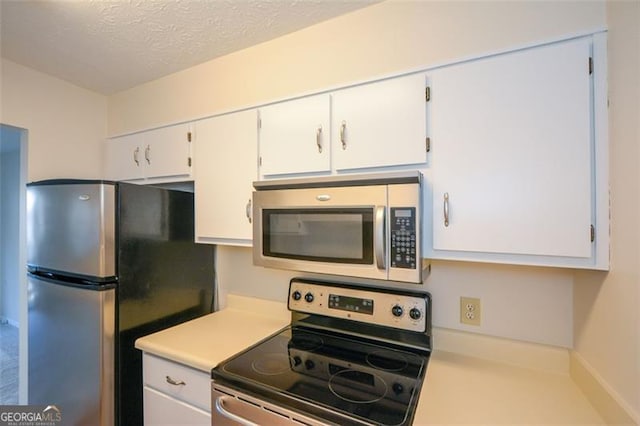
[390,207,417,270]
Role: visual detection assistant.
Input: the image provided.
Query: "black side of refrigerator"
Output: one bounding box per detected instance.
[115,183,215,426]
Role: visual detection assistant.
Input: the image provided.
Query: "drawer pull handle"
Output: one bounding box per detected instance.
[165,375,186,386]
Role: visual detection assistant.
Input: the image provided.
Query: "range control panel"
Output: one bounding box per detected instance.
[288,279,428,332]
[390,207,417,270]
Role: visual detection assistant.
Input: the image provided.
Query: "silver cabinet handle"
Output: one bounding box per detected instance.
[144,145,151,165]
[316,125,323,153]
[444,192,450,227]
[245,198,252,224]
[165,376,185,386]
[133,147,140,166]
[374,206,386,270]
[340,120,347,150]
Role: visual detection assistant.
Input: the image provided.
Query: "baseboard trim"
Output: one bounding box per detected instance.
[570,351,638,425]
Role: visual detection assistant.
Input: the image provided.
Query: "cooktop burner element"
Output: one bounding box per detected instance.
[212,278,432,426]
[251,353,294,376]
[328,369,388,404]
[366,349,409,372]
[288,331,324,352]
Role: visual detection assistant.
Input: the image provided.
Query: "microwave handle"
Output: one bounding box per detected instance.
[375,206,386,270]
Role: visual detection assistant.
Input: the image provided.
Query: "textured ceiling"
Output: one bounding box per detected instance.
[0,0,377,95]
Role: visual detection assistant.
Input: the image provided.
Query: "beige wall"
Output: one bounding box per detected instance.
[573,0,640,422]
[0,59,107,182]
[108,0,605,136]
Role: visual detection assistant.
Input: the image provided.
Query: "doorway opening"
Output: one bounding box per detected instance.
[0,123,28,404]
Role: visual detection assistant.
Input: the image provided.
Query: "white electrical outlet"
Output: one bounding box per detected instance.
[460,297,481,326]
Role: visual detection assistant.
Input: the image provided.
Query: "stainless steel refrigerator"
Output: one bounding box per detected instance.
[27,180,215,426]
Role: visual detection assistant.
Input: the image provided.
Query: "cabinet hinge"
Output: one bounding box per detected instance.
[259,156,262,166]
[426,137,431,152]
[589,57,593,75]
[425,86,431,102]
[590,224,595,242]
[258,117,262,130]
[188,157,192,167]
[187,131,192,142]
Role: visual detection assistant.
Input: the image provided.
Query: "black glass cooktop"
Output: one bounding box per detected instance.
[212,325,429,426]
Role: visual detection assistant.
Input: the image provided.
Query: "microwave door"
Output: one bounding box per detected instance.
[253,185,389,281]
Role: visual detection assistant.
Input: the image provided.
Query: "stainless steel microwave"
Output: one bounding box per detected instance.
[252,171,427,283]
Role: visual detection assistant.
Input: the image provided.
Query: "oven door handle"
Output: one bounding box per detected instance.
[374,206,386,271]
[214,396,261,426]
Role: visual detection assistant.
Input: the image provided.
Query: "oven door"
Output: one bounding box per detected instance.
[253,185,388,281]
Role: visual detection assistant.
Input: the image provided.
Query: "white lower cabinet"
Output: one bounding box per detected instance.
[142,353,211,426]
[144,387,210,426]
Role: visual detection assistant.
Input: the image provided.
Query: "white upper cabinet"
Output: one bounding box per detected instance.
[257,73,428,178]
[332,73,428,171]
[144,124,192,180]
[194,109,258,246]
[427,36,608,268]
[105,123,192,182]
[104,133,142,181]
[259,94,330,176]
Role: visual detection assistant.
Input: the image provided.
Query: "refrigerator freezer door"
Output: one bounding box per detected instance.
[28,274,115,425]
[27,181,116,279]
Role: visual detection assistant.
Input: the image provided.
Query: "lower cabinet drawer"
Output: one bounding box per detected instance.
[144,387,210,426]
[143,353,211,412]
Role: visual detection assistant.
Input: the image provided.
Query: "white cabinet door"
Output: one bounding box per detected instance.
[142,353,211,425]
[429,38,593,258]
[332,74,428,171]
[144,387,210,426]
[105,124,192,182]
[259,94,330,176]
[104,133,144,181]
[194,110,258,245]
[144,124,192,180]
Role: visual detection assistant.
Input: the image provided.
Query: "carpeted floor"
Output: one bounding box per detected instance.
[0,323,19,405]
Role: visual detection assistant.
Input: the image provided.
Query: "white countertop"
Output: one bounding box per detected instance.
[135,295,290,371]
[135,295,604,425]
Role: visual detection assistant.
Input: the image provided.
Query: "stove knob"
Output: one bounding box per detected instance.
[292,290,302,301]
[305,359,315,370]
[293,356,302,367]
[409,308,422,320]
[304,292,314,303]
[391,305,403,317]
[392,383,404,395]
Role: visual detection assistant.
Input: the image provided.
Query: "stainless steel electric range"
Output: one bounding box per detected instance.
[211,278,432,426]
